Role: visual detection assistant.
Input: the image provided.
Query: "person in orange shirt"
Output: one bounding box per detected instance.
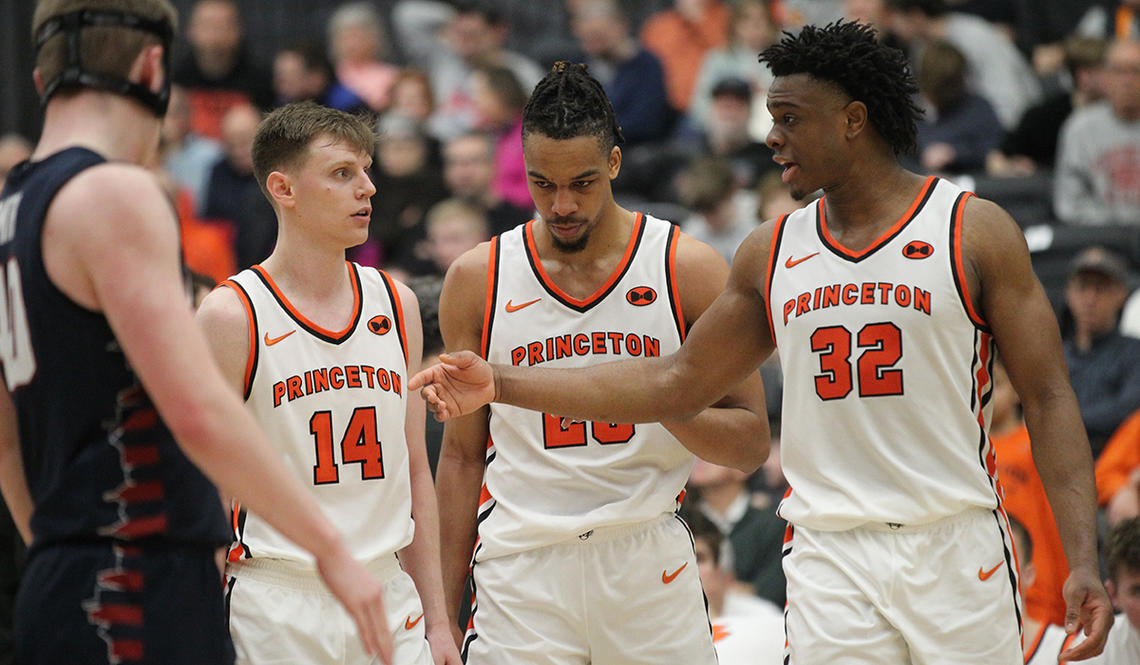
[1095,408,1140,525]
[992,358,1070,626]
[640,0,730,112]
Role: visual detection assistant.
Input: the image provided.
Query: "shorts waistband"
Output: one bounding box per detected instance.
[225,552,401,592]
[563,512,675,546]
[855,507,991,534]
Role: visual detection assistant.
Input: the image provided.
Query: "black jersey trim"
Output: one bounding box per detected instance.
[377,268,409,369]
[664,223,685,341]
[949,191,991,332]
[220,279,258,400]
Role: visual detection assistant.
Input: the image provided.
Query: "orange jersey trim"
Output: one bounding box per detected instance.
[252,262,362,342]
[764,214,790,344]
[378,269,409,368]
[819,176,936,259]
[220,279,258,399]
[524,213,644,309]
[665,224,685,341]
[951,192,988,329]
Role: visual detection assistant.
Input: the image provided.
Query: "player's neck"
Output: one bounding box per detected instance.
[34,93,159,165]
[821,167,926,235]
[260,236,353,303]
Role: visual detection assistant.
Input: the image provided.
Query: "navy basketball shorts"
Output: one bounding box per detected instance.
[15,541,234,665]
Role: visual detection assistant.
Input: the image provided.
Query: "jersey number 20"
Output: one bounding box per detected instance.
[542,413,635,449]
[310,407,385,485]
[811,322,903,400]
[0,260,35,390]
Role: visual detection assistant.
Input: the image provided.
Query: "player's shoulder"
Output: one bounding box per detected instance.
[195,281,251,336]
[50,162,173,241]
[444,239,494,286]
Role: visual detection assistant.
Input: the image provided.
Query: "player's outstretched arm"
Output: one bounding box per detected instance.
[430,245,495,646]
[413,224,777,429]
[389,283,462,664]
[963,196,1112,660]
[55,165,394,663]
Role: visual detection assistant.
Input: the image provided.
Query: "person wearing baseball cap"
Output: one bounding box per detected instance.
[1064,246,1140,457]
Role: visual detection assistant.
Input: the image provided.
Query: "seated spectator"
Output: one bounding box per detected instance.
[990,359,1069,626]
[570,0,673,146]
[884,0,1042,129]
[1081,517,1140,663]
[272,42,368,114]
[640,0,730,113]
[688,0,777,140]
[470,65,530,210]
[357,113,448,274]
[1062,247,1140,457]
[687,457,787,607]
[915,39,1003,174]
[442,131,533,235]
[1096,409,1140,526]
[1007,517,1078,660]
[173,0,273,140]
[161,85,223,209]
[679,157,755,263]
[0,134,32,192]
[202,104,275,270]
[389,68,452,146]
[392,0,544,139]
[697,77,778,189]
[1054,39,1140,226]
[988,36,1109,177]
[327,2,400,112]
[687,510,785,665]
[424,198,491,276]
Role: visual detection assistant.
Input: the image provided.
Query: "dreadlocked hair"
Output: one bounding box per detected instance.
[759,20,923,156]
[522,61,625,150]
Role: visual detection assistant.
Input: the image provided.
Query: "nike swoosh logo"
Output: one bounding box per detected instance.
[978,561,1004,581]
[662,561,688,584]
[264,330,296,346]
[505,298,541,313]
[785,252,820,268]
[404,613,424,630]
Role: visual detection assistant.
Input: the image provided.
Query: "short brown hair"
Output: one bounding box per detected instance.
[33,0,178,90]
[1107,517,1140,582]
[251,101,377,200]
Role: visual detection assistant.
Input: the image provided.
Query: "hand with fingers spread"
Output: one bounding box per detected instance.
[410,351,497,421]
[316,547,395,664]
[1058,566,1114,661]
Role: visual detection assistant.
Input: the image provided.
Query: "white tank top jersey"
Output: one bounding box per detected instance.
[222,262,415,565]
[767,176,1001,531]
[477,214,692,561]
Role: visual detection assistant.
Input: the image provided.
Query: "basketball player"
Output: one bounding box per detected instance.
[413,23,1114,663]
[430,61,769,664]
[0,2,392,663]
[196,102,460,665]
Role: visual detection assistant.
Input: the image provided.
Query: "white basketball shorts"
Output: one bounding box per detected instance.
[226,553,433,665]
[464,513,717,665]
[783,507,1023,664]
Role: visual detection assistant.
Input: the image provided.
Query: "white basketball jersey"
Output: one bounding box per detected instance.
[477,214,691,561]
[768,176,1000,530]
[223,262,414,564]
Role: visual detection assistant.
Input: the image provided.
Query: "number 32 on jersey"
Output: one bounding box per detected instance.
[811,322,903,400]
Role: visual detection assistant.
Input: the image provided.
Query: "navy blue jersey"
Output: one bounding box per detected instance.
[0,147,229,550]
